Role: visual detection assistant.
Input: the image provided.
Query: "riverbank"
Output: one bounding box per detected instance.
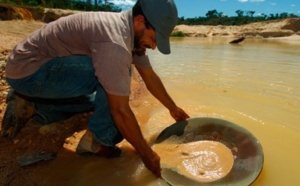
[174,18,300,39]
[0,12,299,185]
[0,18,149,185]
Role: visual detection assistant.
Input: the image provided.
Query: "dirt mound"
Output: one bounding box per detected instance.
[0,3,79,23]
[11,6,33,20]
[175,18,300,38]
[43,8,81,23]
[0,3,42,21]
[281,18,300,32]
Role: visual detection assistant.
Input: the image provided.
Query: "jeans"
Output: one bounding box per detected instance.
[6,55,123,146]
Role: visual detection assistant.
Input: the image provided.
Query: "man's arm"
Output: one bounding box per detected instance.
[136,67,190,121]
[106,93,161,177]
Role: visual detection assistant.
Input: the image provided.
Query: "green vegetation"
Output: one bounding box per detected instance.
[171,31,185,37]
[178,9,299,26]
[0,1,298,25]
[0,0,121,12]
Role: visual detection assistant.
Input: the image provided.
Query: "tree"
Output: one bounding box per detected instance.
[206,9,218,18]
[236,10,244,17]
[260,13,267,19]
[247,11,255,17]
[280,12,288,19]
[218,12,225,17]
[289,13,298,18]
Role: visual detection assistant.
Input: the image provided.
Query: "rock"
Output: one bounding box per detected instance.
[39,124,58,135]
[229,37,245,44]
[17,151,57,166]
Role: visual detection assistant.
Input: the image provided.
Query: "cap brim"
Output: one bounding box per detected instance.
[156,32,171,55]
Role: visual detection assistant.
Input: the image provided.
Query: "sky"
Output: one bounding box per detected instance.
[108,0,300,17]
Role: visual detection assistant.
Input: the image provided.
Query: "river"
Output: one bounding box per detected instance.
[145,37,300,185]
[34,37,300,186]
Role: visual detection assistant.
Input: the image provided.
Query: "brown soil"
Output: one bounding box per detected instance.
[0,19,148,185]
[174,18,300,38]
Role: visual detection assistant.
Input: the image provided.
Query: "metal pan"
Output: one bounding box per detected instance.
[155,117,264,186]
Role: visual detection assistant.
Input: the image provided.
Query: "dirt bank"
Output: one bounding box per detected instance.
[174,18,300,39]
[0,19,149,185]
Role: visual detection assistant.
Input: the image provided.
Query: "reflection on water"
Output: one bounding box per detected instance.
[144,37,300,185]
[35,37,300,186]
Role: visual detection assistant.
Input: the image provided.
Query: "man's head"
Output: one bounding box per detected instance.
[132,0,178,55]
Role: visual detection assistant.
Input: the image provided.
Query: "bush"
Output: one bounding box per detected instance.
[171,31,185,37]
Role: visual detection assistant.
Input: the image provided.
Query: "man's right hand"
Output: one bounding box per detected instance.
[106,93,162,177]
[140,150,162,178]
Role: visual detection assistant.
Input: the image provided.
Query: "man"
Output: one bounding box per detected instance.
[1,0,189,177]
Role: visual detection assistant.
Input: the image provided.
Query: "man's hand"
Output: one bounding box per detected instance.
[137,67,190,122]
[170,106,190,121]
[106,93,162,177]
[140,150,162,178]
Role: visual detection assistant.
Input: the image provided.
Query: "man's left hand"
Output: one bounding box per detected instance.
[170,107,190,121]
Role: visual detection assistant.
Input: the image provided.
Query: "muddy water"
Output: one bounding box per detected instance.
[34,37,300,186]
[145,37,300,185]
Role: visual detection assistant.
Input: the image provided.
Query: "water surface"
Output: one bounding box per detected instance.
[144,37,300,185]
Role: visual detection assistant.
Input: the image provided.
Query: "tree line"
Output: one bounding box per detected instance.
[178,9,299,26]
[0,0,121,12]
[1,0,299,25]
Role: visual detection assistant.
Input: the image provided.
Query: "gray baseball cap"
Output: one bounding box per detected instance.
[140,0,178,54]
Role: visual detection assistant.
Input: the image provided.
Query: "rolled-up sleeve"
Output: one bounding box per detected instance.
[132,53,152,69]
